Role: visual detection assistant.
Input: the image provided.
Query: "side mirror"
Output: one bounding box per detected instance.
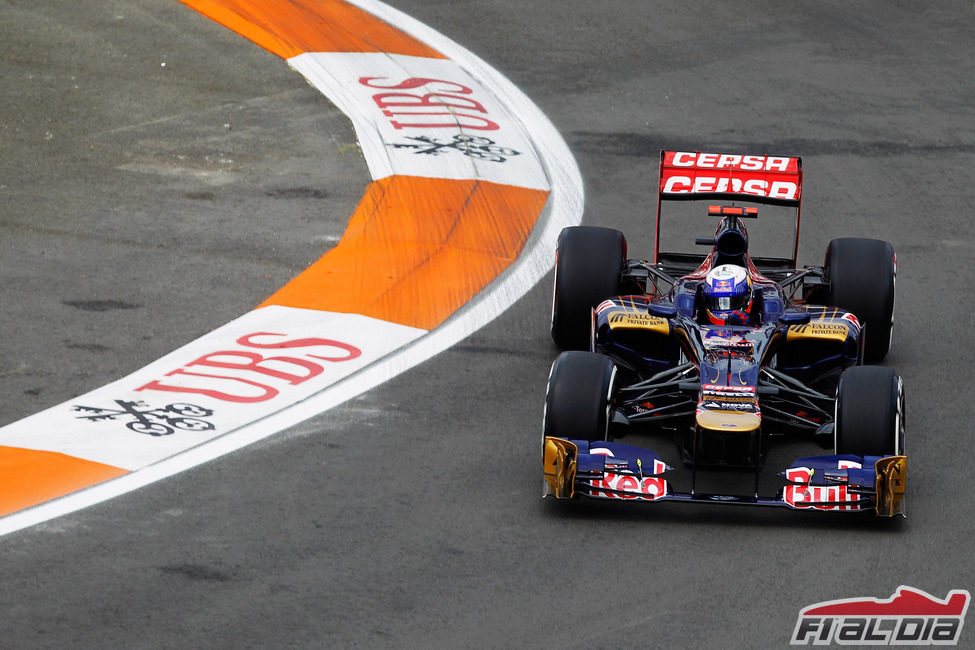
[779,311,811,325]
[647,302,678,319]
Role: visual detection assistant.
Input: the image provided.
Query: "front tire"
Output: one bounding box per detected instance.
[551,226,626,350]
[824,238,896,363]
[542,351,618,442]
[835,366,904,456]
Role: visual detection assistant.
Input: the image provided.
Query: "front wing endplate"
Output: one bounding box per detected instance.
[542,437,578,499]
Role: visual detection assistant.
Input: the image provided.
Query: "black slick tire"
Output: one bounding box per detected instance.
[835,365,904,457]
[550,226,626,350]
[542,351,618,442]
[824,238,896,363]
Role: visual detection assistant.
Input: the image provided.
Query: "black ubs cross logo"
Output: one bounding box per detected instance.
[72,400,216,436]
[389,134,521,163]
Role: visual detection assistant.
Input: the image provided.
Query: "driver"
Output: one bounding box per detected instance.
[701,264,754,325]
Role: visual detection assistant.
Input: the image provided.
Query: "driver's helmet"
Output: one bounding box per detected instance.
[702,264,753,325]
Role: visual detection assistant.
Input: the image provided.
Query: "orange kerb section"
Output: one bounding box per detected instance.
[177,0,445,59]
[261,176,550,330]
[0,447,129,517]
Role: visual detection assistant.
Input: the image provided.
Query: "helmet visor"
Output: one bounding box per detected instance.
[707,293,748,313]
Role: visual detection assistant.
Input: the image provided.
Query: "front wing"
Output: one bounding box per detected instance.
[542,437,907,517]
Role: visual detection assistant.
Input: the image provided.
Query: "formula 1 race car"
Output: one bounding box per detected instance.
[542,151,906,516]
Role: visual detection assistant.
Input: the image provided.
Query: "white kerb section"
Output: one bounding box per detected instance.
[290,52,548,190]
[0,307,424,470]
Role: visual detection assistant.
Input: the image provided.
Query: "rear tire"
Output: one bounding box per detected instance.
[835,366,904,456]
[542,351,618,442]
[824,238,896,363]
[551,226,626,350]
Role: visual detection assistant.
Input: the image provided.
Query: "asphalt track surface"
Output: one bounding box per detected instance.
[2,1,974,647]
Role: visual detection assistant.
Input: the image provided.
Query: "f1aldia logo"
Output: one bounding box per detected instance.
[73,400,216,437]
[791,585,971,646]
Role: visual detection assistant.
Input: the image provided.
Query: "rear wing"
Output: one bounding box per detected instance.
[655,151,804,273]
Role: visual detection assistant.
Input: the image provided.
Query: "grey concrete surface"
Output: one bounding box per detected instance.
[1,1,974,648]
[0,0,367,425]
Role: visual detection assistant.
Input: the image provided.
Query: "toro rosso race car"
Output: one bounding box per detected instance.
[543,151,906,516]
